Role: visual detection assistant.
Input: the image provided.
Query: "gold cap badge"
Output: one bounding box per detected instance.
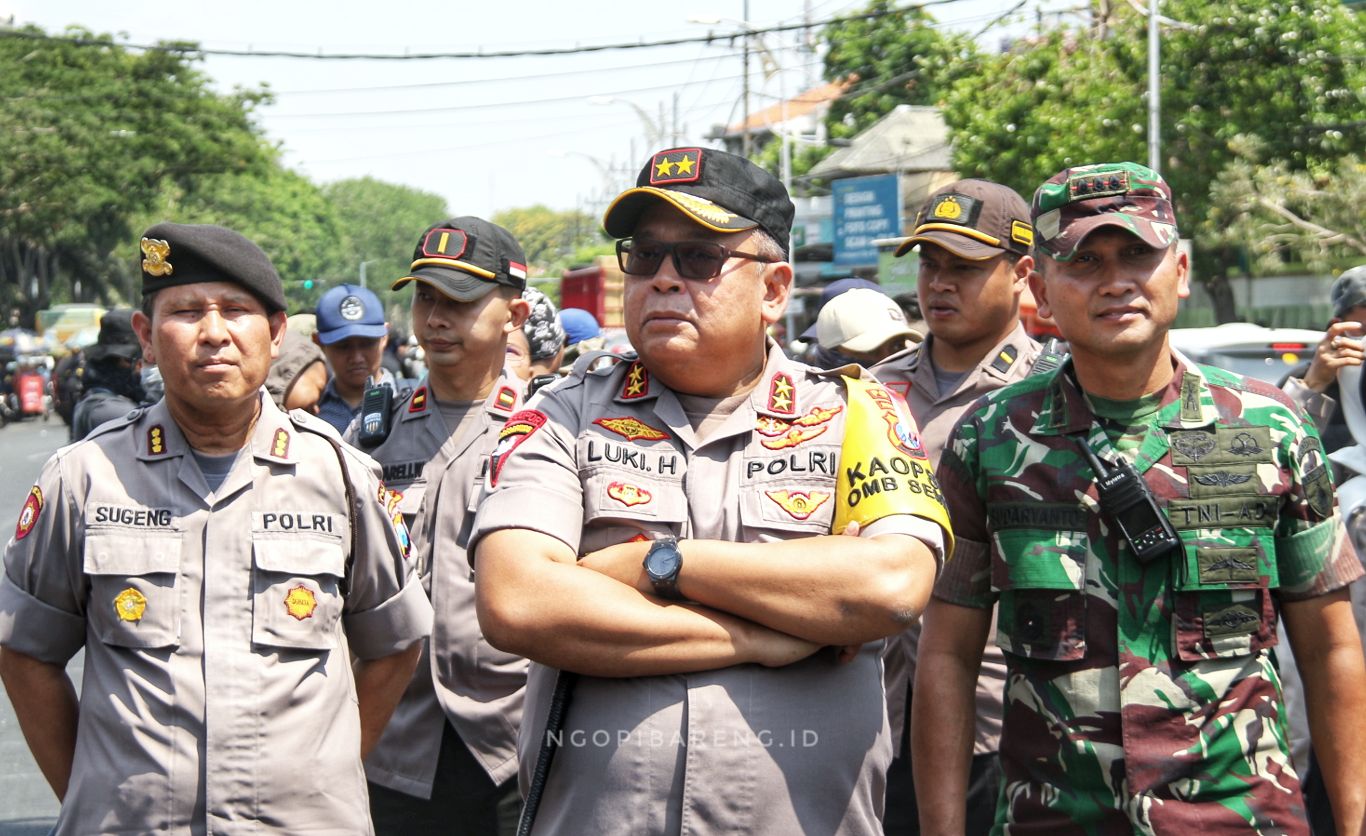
[140,237,173,277]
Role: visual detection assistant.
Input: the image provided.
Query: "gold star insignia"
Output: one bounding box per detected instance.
[674,155,695,175]
[654,157,675,178]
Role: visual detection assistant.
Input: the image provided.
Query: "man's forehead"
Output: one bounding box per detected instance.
[156,281,263,307]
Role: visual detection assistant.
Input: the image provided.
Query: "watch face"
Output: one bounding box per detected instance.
[647,543,682,580]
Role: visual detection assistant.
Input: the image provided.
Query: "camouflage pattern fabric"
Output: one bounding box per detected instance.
[934,355,1362,834]
[1031,162,1179,262]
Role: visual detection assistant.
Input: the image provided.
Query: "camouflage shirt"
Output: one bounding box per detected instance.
[935,354,1363,833]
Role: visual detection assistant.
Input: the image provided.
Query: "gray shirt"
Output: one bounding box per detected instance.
[360,373,529,796]
[0,392,432,835]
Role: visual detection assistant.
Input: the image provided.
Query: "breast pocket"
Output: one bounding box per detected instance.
[990,528,1089,661]
[83,529,182,649]
[251,538,346,651]
[579,467,687,552]
[1171,527,1277,661]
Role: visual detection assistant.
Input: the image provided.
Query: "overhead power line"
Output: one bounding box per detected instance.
[0,0,966,61]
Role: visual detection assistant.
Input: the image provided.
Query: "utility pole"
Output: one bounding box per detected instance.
[741,0,752,157]
[1147,0,1161,172]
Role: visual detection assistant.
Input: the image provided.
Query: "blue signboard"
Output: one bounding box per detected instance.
[832,174,901,266]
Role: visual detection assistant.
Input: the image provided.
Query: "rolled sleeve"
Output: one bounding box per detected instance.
[345,580,432,659]
[0,576,86,664]
[470,393,588,557]
[933,536,994,608]
[1280,377,1335,436]
[0,456,86,664]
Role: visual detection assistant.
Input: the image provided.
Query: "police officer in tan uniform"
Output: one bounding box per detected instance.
[358,217,531,835]
[473,147,951,835]
[0,222,431,835]
[871,179,1040,834]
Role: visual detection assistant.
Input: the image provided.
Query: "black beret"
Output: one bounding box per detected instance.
[139,222,287,313]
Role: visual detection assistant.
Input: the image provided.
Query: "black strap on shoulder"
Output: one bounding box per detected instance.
[321,434,358,597]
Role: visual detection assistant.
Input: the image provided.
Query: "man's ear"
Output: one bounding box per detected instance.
[760,262,793,327]
[1029,267,1051,321]
[507,297,531,331]
[132,310,155,365]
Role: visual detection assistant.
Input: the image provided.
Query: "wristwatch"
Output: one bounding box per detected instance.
[642,537,684,600]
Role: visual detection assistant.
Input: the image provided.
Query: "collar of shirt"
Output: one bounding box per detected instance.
[137,388,300,466]
[1031,349,1218,437]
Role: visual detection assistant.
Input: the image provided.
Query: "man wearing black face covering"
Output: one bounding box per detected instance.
[72,309,146,441]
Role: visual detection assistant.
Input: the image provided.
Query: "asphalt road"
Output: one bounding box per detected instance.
[0,416,74,835]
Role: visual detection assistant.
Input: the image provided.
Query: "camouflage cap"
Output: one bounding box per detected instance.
[1031,162,1178,261]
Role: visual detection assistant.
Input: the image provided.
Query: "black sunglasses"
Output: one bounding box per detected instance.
[616,237,777,281]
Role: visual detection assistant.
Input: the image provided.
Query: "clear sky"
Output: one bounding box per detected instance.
[3,0,1030,220]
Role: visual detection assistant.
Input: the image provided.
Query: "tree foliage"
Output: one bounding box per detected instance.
[491,205,607,279]
[1208,143,1366,274]
[0,26,274,316]
[323,177,449,314]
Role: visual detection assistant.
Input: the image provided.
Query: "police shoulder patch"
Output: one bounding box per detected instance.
[490,409,548,487]
[15,485,43,540]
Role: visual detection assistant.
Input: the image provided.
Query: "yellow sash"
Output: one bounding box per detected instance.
[834,376,954,559]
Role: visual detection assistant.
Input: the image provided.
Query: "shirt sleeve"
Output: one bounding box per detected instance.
[930,414,995,609]
[1276,407,1365,601]
[338,447,433,659]
[0,455,88,664]
[1280,376,1335,438]
[469,386,588,556]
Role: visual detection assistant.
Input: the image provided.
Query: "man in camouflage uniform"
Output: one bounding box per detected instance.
[913,162,1366,834]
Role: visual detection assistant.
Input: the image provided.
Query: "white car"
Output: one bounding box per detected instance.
[1169,322,1324,384]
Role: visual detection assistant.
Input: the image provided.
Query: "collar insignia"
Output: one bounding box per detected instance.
[284,585,318,621]
[767,373,795,415]
[621,362,649,399]
[766,489,831,521]
[494,386,518,413]
[140,237,173,277]
[115,587,147,622]
[409,386,428,413]
[148,425,166,455]
[594,417,669,442]
[15,486,43,541]
[607,481,653,508]
[271,428,290,458]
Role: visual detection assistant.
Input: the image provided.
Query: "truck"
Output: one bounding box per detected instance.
[560,255,624,329]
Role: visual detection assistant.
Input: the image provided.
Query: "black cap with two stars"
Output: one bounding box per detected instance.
[139,222,287,313]
[602,146,796,257]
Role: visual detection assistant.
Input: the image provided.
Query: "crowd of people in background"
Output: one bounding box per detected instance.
[3,146,1365,836]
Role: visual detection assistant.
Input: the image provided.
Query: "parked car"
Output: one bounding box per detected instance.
[1169,323,1324,384]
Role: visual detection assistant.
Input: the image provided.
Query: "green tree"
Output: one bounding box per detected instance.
[1208,143,1366,274]
[491,205,606,278]
[0,25,273,319]
[129,167,348,313]
[323,177,450,313]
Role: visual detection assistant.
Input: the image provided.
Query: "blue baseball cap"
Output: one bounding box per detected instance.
[315,284,387,345]
[559,308,602,346]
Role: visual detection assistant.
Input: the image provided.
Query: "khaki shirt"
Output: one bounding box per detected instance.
[361,374,529,795]
[472,344,945,835]
[0,392,431,835]
[872,323,1040,755]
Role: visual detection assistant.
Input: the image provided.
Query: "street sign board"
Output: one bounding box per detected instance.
[832,174,901,266]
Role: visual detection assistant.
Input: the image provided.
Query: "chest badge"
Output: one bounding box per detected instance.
[114,587,147,623]
[284,585,318,621]
[607,481,653,507]
[595,417,669,442]
[761,424,828,450]
[766,489,831,520]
